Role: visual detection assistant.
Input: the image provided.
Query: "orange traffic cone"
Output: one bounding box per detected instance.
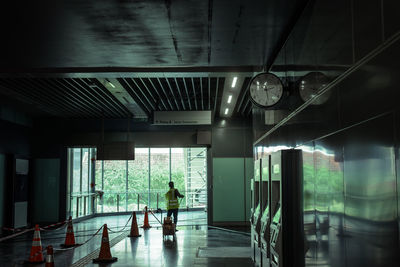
[141,206,151,229]
[128,211,142,237]
[92,224,118,263]
[45,246,55,267]
[27,224,45,263]
[61,216,80,248]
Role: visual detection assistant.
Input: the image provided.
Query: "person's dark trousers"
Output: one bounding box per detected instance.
[167,208,179,225]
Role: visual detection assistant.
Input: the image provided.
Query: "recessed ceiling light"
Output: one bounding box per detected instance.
[227,95,232,104]
[231,77,238,88]
[108,81,116,88]
[224,108,229,115]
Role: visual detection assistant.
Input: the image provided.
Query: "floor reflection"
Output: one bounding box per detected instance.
[0,211,253,267]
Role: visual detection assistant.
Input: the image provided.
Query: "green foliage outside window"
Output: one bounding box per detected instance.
[96,148,194,212]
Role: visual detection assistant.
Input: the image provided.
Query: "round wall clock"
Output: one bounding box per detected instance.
[298,72,331,105]
[249,73,284,108]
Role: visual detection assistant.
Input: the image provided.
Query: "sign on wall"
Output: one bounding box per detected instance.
[153,111,212,125]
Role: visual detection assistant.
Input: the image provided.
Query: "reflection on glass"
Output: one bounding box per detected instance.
[72,148,81,193]
[344,146,395,221]
[272,205,281,224]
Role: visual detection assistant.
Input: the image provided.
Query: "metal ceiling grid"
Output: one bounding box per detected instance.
[118,76,225,115]
[0,77,132,118]
[0,74,253,119]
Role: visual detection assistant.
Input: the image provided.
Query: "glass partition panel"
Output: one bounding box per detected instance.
[95,160,103,213]
[186,148,207,208]
[128,148,149,211]
[171,148,186,207]
[72,148,81,193]
[150,148,170,209]
[103,160,126,212]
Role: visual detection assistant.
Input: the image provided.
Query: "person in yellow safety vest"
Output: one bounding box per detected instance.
[165,181,185,229]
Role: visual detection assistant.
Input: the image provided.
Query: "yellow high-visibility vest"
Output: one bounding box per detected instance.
[165,189,179,209]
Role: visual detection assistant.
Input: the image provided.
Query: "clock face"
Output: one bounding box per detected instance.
[249,73,284,108]
[299,72,331,105]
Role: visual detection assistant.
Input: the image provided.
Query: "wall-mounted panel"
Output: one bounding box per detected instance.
[33,159,60,223]
[213,158,247,222]
[342,114,398,266]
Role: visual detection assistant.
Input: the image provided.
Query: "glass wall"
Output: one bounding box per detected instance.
[68,146,207,216]
[68,147,96,219]
[95,147,207,214]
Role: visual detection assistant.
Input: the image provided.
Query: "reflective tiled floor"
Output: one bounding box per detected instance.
[0,211,253,266]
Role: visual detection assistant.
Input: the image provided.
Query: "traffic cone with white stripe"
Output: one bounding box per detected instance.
[45,246,55,267]
[128,211,141,237]
[61,216,80,247]
[92,224,118,263]
[141,206,151,229]
[27,224,45,263]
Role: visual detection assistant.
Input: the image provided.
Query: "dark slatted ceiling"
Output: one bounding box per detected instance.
[0,75,254,118]
[0,78,132,118]
[118,77,224,113]
[214,77,225,117]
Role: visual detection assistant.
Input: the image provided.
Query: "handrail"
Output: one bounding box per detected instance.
[92,189,206,194]
[70,192,97,197]
[69,189,207,218]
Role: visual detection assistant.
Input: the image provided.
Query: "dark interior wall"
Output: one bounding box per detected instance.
[0,120,31,156]
[0,113,31,233]
[212,118,252,158]
[32,159,60,223]
[254,0,400,265]
[0,154,5,234]
[211,118,253,225]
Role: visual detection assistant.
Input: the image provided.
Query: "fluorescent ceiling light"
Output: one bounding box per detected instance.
[227,95,232,104]
[231,77,238,88]
[224,108,229,115]
[108,81,116,88]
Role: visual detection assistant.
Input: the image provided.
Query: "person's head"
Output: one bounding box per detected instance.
[169,181,174,188]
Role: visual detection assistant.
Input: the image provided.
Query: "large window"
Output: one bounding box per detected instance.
[68,147,207,217]
[95,147,207,213]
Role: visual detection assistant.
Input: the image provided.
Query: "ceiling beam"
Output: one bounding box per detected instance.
[97,78,147,119]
